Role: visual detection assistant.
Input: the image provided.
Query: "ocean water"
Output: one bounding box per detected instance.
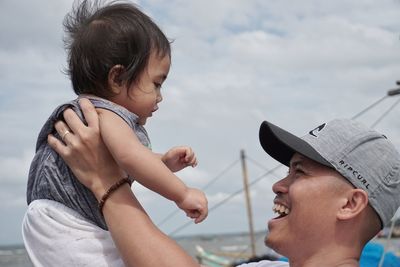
[0,245,33,267]
[1,233,399,267]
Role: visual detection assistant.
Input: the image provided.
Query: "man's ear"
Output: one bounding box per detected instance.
[337,189,369,221]
[108,65,125,94]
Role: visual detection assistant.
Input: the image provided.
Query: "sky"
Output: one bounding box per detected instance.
[1,0,400,246]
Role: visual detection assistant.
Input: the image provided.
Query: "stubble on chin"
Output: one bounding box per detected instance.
[263,231,281,254]
[264,232,272,247]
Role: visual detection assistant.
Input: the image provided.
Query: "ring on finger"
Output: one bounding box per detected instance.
[61,130,71,141]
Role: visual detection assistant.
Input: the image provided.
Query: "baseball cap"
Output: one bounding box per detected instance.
[259,118,400,227]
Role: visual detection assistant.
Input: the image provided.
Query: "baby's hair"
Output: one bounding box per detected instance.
[63,0,171,98]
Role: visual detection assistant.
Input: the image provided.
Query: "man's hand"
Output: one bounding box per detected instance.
[48,98,123,200]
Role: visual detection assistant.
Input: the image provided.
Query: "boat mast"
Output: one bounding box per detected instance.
[240,149,256,257]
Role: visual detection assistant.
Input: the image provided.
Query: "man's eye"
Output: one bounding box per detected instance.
[294,168,305,175]
[154,82,162,89]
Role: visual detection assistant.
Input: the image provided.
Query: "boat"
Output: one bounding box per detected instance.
[195,246,232,267]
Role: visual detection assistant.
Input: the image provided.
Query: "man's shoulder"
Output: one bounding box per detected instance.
[236,260,289,267]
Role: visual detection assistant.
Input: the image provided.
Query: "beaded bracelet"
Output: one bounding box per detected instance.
[98,177,132,215]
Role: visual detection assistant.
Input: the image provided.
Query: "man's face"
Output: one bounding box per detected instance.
[265,153,351,259]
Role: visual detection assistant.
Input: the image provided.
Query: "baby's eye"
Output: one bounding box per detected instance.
[154,82,162,89]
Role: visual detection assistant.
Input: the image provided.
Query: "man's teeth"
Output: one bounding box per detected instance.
[273,204,290,216]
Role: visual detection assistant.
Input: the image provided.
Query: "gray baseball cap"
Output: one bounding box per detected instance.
[259,118,400,227]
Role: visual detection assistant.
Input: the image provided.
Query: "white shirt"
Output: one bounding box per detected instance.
[22,199,124,267]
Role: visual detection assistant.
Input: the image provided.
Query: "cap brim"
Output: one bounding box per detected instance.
[259,121,332,167]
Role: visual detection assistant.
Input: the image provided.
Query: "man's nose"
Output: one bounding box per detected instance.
[272,175,290,194]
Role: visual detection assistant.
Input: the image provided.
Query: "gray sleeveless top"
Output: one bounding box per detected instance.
[27,97,151,230]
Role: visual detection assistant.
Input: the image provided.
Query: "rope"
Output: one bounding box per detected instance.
[351,95,388,119]
[370,97,400,128]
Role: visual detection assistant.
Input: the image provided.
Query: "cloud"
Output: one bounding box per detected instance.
[0,150,34,184]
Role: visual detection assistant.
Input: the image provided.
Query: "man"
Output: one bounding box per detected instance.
[252,119,400,266]
[46,99,400,267]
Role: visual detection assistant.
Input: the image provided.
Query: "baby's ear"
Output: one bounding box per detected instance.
[337,189,369,221]
[108,65,125,94]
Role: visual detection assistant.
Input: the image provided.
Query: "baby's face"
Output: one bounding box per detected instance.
[112,52,171,125]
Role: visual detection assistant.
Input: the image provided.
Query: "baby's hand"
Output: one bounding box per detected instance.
[162,146,198,172]
[176,187,208,224]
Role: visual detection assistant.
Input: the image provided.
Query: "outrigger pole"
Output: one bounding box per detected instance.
[240,149,256,258]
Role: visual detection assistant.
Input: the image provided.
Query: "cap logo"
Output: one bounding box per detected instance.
[338,160,370,190]
[309,123,326,137]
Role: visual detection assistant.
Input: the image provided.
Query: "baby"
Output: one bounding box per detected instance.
[26,0,208,230]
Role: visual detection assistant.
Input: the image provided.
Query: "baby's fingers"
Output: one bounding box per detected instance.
[194,208,208,224]
[183,149,197,167]
[189,156,198,167]
[186,210,200,219]
[183,147,193,160]
[186,207,208,224]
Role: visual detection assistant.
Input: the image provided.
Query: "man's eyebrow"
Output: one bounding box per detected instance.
[290,157,304,168]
